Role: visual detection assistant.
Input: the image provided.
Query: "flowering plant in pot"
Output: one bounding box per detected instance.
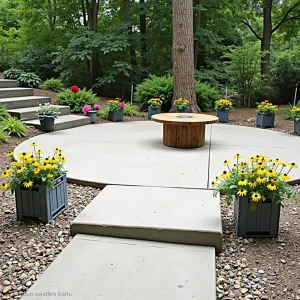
[1,143,68,223]
[174,98,190,112]
[82,104,102,123]
[256,100,278,128]
[105,99,126,122]
[148,98,163,120]
[291,106,300,135]
[215,99,233,123]
[36,103,60,132]
[213,154,297,237]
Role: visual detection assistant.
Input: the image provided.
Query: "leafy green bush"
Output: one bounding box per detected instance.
[98,105,109,119]
[135,75,219,112]
[0,117,29,137]
[279,102,300,120]
[0,130,8,143]
[0,104,10,120]
[18,72,42,88]
[124,104,140,116]
[43,78,65,92]
[3,68,24,79]
[56,88,97,112]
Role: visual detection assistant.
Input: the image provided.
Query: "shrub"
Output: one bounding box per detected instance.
[3,68,24,79]
[56,88,98,112]
[43,78,65,92]
[0,130,8,143]
[135,75,219,112]
[18,72,42,88]
[124,104,140,116]
[0,117,30,137]
[98,105,109,119]
[0,104,10,120]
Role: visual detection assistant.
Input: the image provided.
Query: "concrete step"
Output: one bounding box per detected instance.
[22,235,216,300]
[24,114,91,131]
[0,96,50,109]
[0,87,33,98]
[71,185,223,253]
[0,79,18,88]
[8,105,71,120]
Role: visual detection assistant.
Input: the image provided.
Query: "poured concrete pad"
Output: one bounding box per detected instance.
[22,235,215,300]
[71,185,222,253]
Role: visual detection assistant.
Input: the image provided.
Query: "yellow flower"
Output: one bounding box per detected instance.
[33,162,40,167]
[280,161,287,167]
[257,168,267,175]
[280,173,290,181]
[249,180,257,188]
[266,170,276,177]
[23,181,33,188]
[233,154,242,159]
[30,142,39,147]
[237,189,247,196]
[249,156,256,162]
[17,167,26,174]
[257,176,267,184]
[47,173,54,178]
[252,193,261,202]
[34,168,40,175]
[1,171,9,179]
[36,150,44,155]
[267,183,277,191]
[60,157,68,163]
[223,160,231,166]
[255,162,265,169]
[288,162,298,169]
[239,170,246,176]
[221,171,231,179]
[18,152,30,160]
[212,181,216,188]
[6,152,14,157]
[238,179,248,186]
[11,161,21,167]
[1,183,9,191]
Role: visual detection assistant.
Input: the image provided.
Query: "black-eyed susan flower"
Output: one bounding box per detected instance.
[11,161,21,167]
[266,170,276,177]
[17,167,26,174]
[267,183,277,191]
[1,183,9,191]
[1,171,9,179]
[212,181,216,188]
[30,142,39,147]
[249,180,257,188]
[239,170,246,176]
[47,173,54,179]
[237,189,247,196]
[280,173,290,181]
[36,150,44,155]
[34,168,40,175]
[23,181,33,188]
[257,176,267,184]
[234,154,242,159]
[252,193,261,202]
[6,152,14,157]
[223,160,231,166]
[53,148,60,153]
[221,171,231,179]
[257,168,267,175]
[238,179,248,186]
[288,162,298,169]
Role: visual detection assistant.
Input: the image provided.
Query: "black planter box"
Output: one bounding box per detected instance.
[217,109,229,123]
[294,120,300,135]
[148,106,161,120]
[234,196,280,238]
[15,175,68,224]
[38,116,55,132]
[256,112,275,128]
[108,109,124,122]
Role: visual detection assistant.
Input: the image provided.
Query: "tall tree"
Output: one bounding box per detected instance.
[172,0,200,112]
[140,0,148,79]
[193,0,201,68]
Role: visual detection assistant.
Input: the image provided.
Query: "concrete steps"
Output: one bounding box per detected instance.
[8,105,71,120]
[0,87,34,98]
[0,96,50,109]
[24,114,91,131]
[0,79,18,88]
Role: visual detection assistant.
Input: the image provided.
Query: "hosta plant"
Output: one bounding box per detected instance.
[18,72,42,88]
[0,117,30,137]
[215,99,233,111]
[256,100,278,115]
[213,154,297,206]
[0,130,8,143]
[1,143,67,193]
[3,68,24,79]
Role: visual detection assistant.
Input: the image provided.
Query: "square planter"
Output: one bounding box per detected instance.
[176,107,189,113]
[108,109,124,122]
[15,175,68,224]
[256,112,275,128]
[294,119,300,135]
[234,196,281,238]
[148,106,161,120]
[217,109,229,123]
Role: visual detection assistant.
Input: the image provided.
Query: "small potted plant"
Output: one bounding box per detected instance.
[1,143,68,223]
[291,106,300,135]
[174,98,190,113]
[215,99,233,123]
[256,100,278,128]
[105,99,126,122]
[213,154,297,237]
[82,104,102,123]
[148,98,163,120]
[36,103,60,132]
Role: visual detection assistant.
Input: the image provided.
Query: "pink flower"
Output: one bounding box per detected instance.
[82,105,91,113]
[70,85,79,93]
[120,102,126,109]
[94,104,102,110]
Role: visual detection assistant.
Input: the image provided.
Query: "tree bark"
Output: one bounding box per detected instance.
[172,0,200,113]
[140,0,148,79]
[193,0,201,69]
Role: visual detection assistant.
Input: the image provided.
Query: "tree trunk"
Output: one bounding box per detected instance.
[140,0,148,79]
[261,0,272,83]
[193,0,201,69]
[172,0,200,113]
[81,0,88,27]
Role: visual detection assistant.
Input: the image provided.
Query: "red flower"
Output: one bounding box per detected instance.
[70,85,79,93]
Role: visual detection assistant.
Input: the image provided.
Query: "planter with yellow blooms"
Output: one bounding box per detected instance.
[256,100,278,129]
[215,99,233,123]
[213,154,297,238]
[174,98,190,113]
[1,143,68,223]
[291,106,300,135]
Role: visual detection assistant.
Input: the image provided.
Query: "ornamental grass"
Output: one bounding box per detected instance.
[213,154,297,206]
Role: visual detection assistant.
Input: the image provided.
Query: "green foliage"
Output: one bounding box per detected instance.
[279,106,293,120]
[0,104,10,120]
[124,104,140,116]
[98,105,109,119]
[3,68,24,79]
[18,72,42,88]
[56,88,97,112]
[37,103,60,117]
[43,78,65,92]
[0,117,29,137]
[135,75,219,112]
[0,130,8,143]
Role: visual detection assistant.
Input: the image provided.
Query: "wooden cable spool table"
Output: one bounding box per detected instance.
[151,113,219,149]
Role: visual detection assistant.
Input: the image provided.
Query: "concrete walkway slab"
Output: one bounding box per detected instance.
[22,235,216,300]
[71,185,222,253]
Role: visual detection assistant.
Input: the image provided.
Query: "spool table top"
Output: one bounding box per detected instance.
[151,113,219,125]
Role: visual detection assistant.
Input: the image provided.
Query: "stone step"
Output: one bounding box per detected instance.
[0,96,50,109]
[8,105,71,120]
[22,235,216,300]
[0,79,18,88]
[71,185,223,253]
[24,114,91,131]
[0,87,33,98]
